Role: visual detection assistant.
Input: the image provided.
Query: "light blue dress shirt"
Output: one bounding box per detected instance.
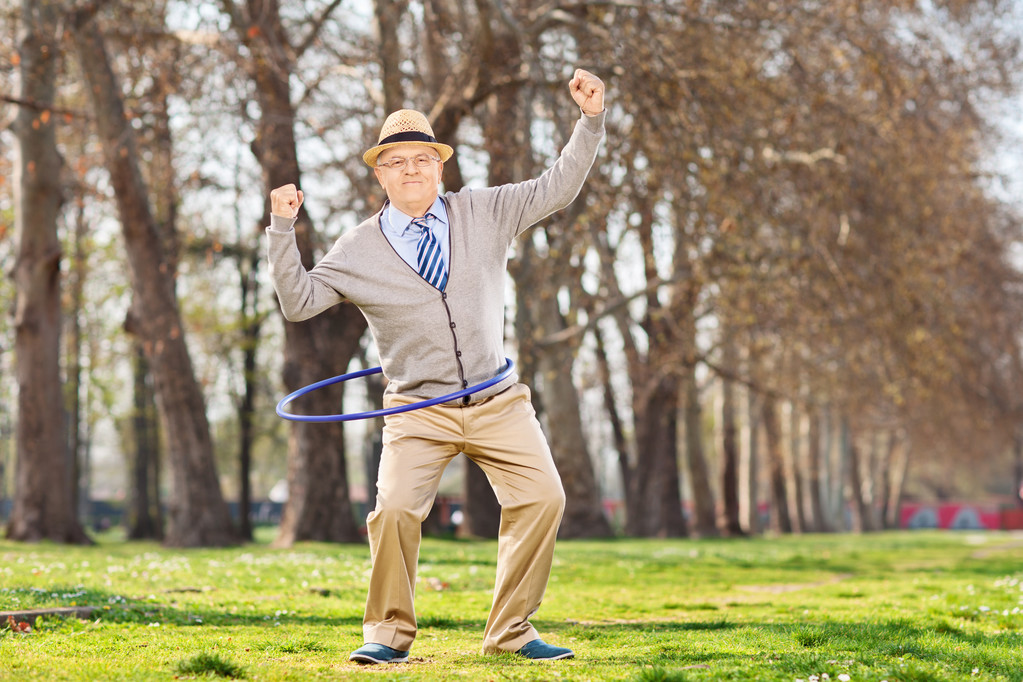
[380,198,450,272]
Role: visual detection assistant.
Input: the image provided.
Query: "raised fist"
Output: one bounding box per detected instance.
[270,183,304,218]
[569,69,605,116]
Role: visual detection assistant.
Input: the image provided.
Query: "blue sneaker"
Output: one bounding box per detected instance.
[516,639,574,660]
[349,642,409,664]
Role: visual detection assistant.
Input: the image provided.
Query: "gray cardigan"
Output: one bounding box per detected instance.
[267,111,605,404]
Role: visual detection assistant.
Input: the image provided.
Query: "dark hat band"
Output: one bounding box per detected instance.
[378,131,439,146]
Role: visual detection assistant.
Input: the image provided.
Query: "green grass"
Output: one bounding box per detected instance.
[2,529,1023,680]
[176,651,247,678]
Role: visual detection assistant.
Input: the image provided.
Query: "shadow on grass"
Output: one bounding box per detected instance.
[540,617,1023,681]
[12,594,1023,680]
[102,604,365,629]
[2,584,364,629]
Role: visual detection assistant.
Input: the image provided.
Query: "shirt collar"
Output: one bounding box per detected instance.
[386,197,448,237]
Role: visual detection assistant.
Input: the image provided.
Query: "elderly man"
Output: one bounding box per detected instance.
[266,68,605,664]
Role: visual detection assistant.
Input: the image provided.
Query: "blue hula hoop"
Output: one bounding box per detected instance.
[276,358,515,423]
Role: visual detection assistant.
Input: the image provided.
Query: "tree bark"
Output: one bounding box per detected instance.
[67,197,87,523]
[834,415,852,532]
[683,364,718,537]
[1015,427,1023,507]
[762,395,792,533]
[236,248,261,541]
[593,268,685,537]
[126,342,162,540]
[6,0,90,544]
[847,434,871,533]
[535,308,612,539]
[888,437,912,529]
[876,431,898,531]
[621,195,687,538]
[744,389,762,534]
[807,408,829,532]
[71,7,237,547]
[719,332,744,536]
[223,0,365,545]
[786,401,805,533]
[594,327,630,530]
[374,0,403,112]
[627,370,687,537]
[459,464,501,538]
[0,421,8,523]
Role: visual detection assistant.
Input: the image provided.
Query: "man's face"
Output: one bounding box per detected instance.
[373,144,444,213]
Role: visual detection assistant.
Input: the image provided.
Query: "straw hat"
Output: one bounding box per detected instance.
[363,109,454,167]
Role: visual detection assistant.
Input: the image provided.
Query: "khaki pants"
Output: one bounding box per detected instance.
[362,383,566,654]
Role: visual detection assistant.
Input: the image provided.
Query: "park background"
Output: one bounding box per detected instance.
[3,0,1023,548]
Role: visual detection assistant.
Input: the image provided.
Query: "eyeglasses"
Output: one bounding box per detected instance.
[376,153,441,171]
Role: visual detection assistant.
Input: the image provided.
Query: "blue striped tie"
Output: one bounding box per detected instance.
[412,214,448,291]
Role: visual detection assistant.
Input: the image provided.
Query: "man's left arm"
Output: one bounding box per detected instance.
[492,69,607,236]
[570,68,604,118]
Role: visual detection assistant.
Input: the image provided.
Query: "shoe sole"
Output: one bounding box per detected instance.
[535,652,574,661]
[350,654,409,664]
[519,651,574,661]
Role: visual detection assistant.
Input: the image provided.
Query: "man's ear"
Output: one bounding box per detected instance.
[374,166,386,188]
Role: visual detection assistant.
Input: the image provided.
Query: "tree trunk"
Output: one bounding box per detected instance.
[68,197,87,523]
[683,364,718,537]
[0,425,8,522]
[719,331,744,536]
[460,464,502,538]
[847,435,871,533]
[595,327,630,530]
[225,0,365,545]
[627,371,687,537]
[863,434,879,530]
[71,8,236,547]
[761,395,792,533]
[6,0,90,544]
[788,401,807,533]
[619,194,687,538]
[374,0,403,112]
[807,408,829,531]
[126,343,162,540]
[125,52,175,542]
[744,389,762,534]
[877,431,899,531]
[834,414,852,531]
[1015,428,1023,507]
[537,321,612,539]
[236,249,261,541]
[888,437,912,529]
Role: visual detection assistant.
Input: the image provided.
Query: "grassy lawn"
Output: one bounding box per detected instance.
[2,529,1023,680]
